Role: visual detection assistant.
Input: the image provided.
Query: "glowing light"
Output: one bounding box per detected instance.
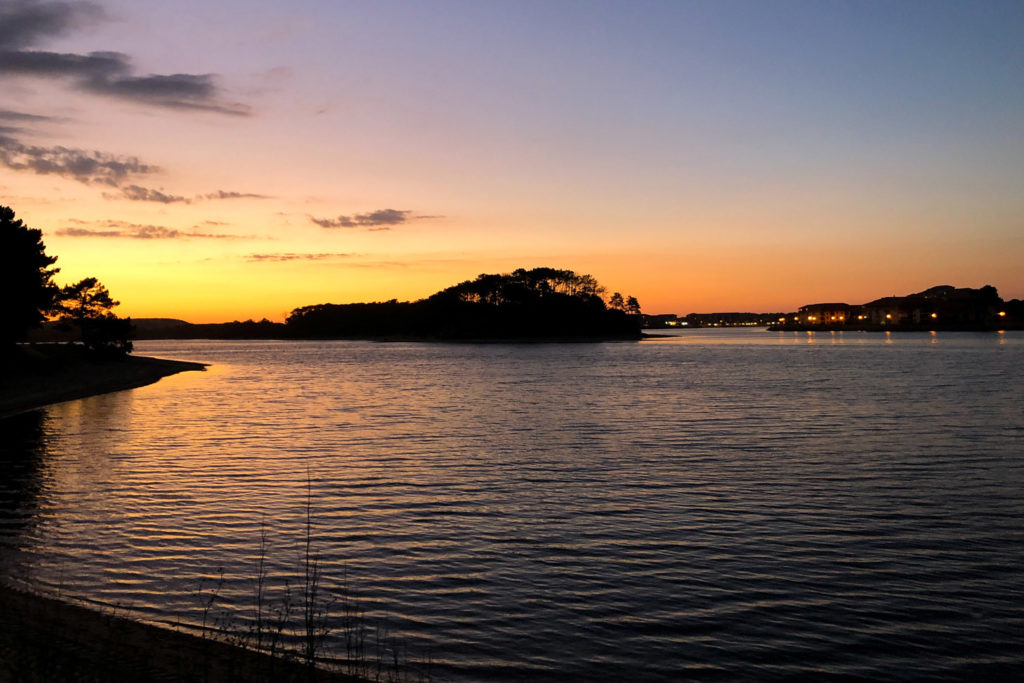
[999,311,1006,317]
[931,313,938,319]
[886,313,892,319]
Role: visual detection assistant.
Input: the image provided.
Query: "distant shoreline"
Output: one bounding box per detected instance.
[767,323,1018,332]
[0,346,206,419]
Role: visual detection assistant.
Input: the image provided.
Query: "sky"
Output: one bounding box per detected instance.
[2,0,1023,322]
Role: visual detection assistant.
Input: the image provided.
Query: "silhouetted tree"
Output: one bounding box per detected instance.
[625,296,642,317]
[1,205,59,346]
[58,278,117,322]
[608,292,625,311]
[287,267,641,339]
[55,277,133,354]
[431,267,609,307]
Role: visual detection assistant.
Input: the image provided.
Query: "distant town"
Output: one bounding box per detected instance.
[644,285,1023,331]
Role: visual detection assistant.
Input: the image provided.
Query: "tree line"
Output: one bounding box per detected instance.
[3,205,130,354]
[288,267,643,339]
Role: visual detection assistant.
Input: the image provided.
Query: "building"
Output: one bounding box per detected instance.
[772,285,1014,331]
[793,303,853,327]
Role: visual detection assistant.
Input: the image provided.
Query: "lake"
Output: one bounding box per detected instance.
[2,329,1023,680]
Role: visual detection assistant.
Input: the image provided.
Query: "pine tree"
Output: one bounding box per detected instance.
[1,205,59,346]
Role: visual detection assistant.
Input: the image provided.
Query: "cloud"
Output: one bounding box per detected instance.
[86,70,248,115]
[0,0,105,50]
[0,49,127,79]
[0,133,154,185]
[310,208,412,229]
[58,226,121,237]
[56,219,240,239]
[0,107,56,122]
[203,190,270,200]
[0,1,248,115]
[247,253,354,262]
[116,184,189,203]
[104,186,269,202]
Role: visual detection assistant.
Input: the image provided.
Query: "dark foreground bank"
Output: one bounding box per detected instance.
[0,585,359,683]
[0,345,206,419]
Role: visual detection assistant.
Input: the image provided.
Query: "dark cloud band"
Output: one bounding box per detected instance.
[0,2,248,115]
[117,184,189,204]
[310,209,411,229]
[56,219,240,239]
[0,133,154,185]
[0,0,105,50]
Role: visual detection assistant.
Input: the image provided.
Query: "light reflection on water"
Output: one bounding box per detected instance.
[1,329,1023,681]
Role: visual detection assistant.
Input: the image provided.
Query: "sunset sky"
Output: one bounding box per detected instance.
[3,0,1023,322]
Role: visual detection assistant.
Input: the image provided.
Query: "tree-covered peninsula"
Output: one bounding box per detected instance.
[286,267,643,340]
[3,205,203,417]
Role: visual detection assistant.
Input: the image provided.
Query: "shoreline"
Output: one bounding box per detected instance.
[0,348,207,419]
[0,584,357,682]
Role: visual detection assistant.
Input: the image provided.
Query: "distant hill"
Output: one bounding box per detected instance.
[131,318,194,337]
[132,319,287,340]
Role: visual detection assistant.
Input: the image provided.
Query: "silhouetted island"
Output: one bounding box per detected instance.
[288,268,642,341]
[123,268,644,341]
[771,285,1023,332]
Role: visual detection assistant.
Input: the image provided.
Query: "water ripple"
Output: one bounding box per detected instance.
[0,331,1022,681]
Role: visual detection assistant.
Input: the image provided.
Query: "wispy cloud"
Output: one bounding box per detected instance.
[0,133,154,185]
[203,190,270,200]
[0,107,56,122]
[0,1,248,115]
[116,184,189,203]
[58,226,121,237]
[0,138,268,200]
[56,219,241,239]
[310,208,412,230]
[247,253,355,262]
[107,185,270,203]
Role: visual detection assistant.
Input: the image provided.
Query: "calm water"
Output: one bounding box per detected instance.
[2,329,1023,680]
